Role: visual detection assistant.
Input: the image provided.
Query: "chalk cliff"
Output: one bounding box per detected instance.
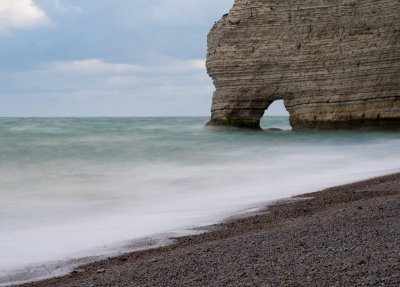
[206,0,400,129]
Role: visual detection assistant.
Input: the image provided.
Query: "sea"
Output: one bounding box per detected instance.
[0,117,399,285]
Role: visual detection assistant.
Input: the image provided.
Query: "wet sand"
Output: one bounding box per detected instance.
[17,173,400,287]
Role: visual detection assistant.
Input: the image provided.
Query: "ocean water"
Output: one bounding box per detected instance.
[0,117,399,285]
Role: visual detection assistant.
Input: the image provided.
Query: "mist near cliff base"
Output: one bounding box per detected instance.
[0,117,399,285]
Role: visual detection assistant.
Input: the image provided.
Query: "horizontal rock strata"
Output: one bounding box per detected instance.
[206,0,400,129]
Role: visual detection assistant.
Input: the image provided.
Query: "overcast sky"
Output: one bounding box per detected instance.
[0,0,288,117]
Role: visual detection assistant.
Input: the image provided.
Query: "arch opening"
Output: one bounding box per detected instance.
[260,100,291,130]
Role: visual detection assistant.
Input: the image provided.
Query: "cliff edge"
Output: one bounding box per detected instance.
[206,0,400,129]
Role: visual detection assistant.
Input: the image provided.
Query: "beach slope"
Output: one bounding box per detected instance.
[18,173,400,287]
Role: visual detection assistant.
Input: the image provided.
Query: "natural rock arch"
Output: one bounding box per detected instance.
[206,0,400,129]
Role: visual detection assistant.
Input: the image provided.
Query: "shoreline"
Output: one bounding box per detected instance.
[12,172,400,286]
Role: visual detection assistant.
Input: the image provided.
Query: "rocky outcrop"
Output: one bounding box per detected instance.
[206,0,400,129]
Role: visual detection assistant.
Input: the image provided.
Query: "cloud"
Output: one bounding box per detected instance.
[49,59,143,74]
[49,59,206,74]
[0,0,51,34]
[1,58,210,97]
[0,0,236,116]
[52,0,83,15]
[0,57,213,116]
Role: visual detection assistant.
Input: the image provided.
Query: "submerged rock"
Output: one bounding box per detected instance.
[206,0,400,129]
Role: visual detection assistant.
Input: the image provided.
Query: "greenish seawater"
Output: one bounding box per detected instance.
[0,117,399,285]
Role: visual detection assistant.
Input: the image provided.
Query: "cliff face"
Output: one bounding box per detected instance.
[206,0,400,129]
